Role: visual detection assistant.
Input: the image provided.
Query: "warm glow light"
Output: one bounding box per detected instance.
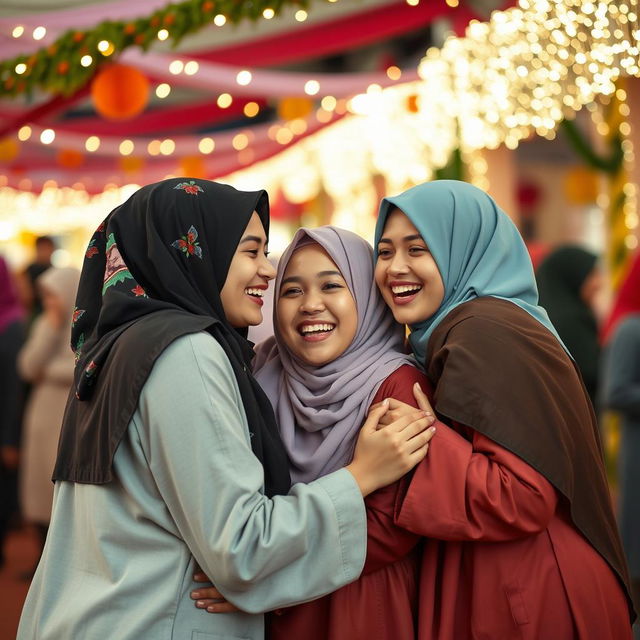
[386,66,402,81]
[214,14,226,26]
[80,55,93,67]
[199,137,215,154]
[85,136,101,152]
[32,26,46,40]
[156,83,171,98]
[289,119,308,135]
[98,40,115,56]
[295,10,308,21]
[12,26,24,38]
[40,129,55,144]
[15,63,27,75]
[119,140,134,156]
[169,60,184,74]
[275,128,294,145]
[232,133,249,150]
[18,126,31,141]
[316,108,332,123]
[160,139,175,155]
[263,8,275,19]
[236,70,252,86]
[157,29,169,41]
[406,0,419,6]
[243,101,260,117]
[445,0,459,6]
[147,140,162,156]
[217,93,233,108]
[184,61,199,75]
[304,80,320,95]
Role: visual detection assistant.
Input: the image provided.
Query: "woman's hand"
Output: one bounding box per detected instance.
[191,569,241,613]
[369,383,435,426]
[346,401,436,497]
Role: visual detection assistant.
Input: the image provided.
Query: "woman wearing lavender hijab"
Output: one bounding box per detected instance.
[193,226,439,639]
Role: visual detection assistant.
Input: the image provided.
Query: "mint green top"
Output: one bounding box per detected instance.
[18,332,366,640]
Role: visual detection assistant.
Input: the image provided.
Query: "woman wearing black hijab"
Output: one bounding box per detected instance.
[536,245,603,407]
[17,179,432,640]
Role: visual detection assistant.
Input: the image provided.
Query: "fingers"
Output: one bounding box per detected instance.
[192,571,210,583]
[386,410,431,433]
[191,586,223,600]
[413,383,434,414]
[362,398,389,432]
[195,599,240,614]
[407,426,436,453]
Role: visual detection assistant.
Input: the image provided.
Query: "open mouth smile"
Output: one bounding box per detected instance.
[297,322,336,342]
[245,286,266,306]
[390,282,423,305]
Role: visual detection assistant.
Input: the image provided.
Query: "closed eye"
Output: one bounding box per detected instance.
[322,282,344,291]
[280,287,302,297]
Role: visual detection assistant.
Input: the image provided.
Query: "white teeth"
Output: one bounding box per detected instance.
[391,284,422,294]
[300,323,335,334]
[245,288,264,297]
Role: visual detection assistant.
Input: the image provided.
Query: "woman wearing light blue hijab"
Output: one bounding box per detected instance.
[373,180,634,639]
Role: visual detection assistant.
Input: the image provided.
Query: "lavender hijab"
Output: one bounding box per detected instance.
[254,226,411,483]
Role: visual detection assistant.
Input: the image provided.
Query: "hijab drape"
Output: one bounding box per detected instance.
[54,178,291,496]
[255,226,411,483]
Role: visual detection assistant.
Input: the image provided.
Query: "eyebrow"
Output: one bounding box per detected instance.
[377,234,424,244]
[280,270,344,286]
[239,235,264,245]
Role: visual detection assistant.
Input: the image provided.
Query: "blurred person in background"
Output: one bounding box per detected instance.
[17,266,80,578]
[536,246,605,409]
[17,235,56,328]
[601,252,640,639]
[0,256,25,568]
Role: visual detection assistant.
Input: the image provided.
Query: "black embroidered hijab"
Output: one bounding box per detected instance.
[53,178,291,496]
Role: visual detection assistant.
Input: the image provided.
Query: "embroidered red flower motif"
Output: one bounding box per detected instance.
[172,225,203,259]
[72,308,85,324]
[174,180,204,195]
[85,239,98,258]
[96,221,106,232]
[131,285,146,297]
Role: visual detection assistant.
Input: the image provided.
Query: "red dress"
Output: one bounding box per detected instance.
[397,411,632,639]
[268,364,424,640]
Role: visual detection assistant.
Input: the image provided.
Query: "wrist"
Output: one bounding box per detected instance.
[345,462,375,497]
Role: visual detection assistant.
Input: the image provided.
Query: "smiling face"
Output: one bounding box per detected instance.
[220,211,276,328]
[276,243,358,367]
[375,208,445,325]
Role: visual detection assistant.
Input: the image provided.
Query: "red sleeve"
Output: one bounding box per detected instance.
[361,364,432,574]
[396,420,558,541]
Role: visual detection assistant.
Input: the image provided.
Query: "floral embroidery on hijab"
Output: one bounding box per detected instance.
[171,225,203,259]
[85,239,99,258]
[103,233,134,294]
[174,180,203,195]
[131,285,147,297]
[74,333,85,363]
[72,308,85,325]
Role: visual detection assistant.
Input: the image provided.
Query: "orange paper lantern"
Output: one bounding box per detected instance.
[179,156,207,178]
[563,166,599,205]
[277,97,314,121]
[91,64,150,121]
[118,156,145,173]
[0,137,20,163]
[56,148,85,169]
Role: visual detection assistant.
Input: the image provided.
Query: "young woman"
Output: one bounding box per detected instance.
[373,180,635,639]
[17,179,431,640]
[192,226,437,638]
[18,266,80,577]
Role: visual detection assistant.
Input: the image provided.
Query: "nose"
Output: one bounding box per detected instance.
[387,251,409,276]
[258,255,276,281]
[299,291,325,314]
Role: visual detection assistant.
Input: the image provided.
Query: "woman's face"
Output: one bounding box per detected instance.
[220,211,276,328]
[277,243,358,366]
[375,208,445,325]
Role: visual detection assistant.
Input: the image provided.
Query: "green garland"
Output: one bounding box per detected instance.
[0,0,309,98]
[560,117,623,175]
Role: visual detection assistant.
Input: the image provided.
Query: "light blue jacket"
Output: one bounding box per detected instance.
[18,332,366,639]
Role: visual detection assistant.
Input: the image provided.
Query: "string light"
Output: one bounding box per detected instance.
[157,29,169,41]
[236,70,252,86]
[217,93,232,108]
[155,83,171,98]
[32,26,46,40]
[12,26,24,38]
[85,136,101,152]
[18,126,31,141]
[184,61,199,75]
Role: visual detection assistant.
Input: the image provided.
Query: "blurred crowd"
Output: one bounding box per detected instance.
[0,237,80,579]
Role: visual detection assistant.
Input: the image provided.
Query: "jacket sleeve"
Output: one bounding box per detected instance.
[136,332,367,613]
[601,317,640,420]
[396,422,558,541]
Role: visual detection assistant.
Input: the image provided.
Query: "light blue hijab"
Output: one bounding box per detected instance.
[374,180,567,363]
